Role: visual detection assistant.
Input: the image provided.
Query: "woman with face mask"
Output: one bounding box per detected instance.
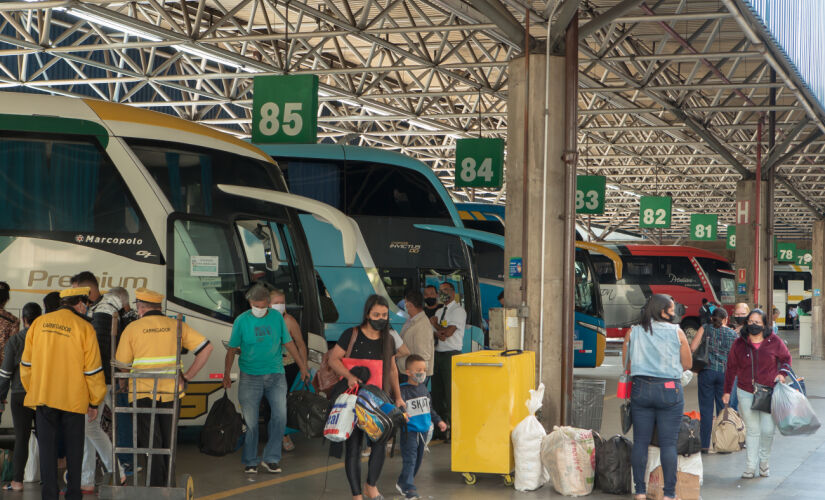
[723,309,792,479]
[624,294,692,500]
[327,294,404,500]
[269,289,308,452]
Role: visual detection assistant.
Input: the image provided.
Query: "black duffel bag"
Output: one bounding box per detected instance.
[651,414,701,456]
[200,390,244,456]
[287,380,331,439]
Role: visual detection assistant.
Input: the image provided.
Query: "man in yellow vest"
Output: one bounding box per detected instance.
[115,288,213,486]
[21,287,106,500]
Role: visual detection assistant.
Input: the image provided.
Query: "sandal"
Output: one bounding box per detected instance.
[282,435,296,452]
[3,484,23,491]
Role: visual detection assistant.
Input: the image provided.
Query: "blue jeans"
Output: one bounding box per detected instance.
[630,376,684,498]
[115,392,133,467]
[397,431,426,494]
[737,388,776,472]
[238,372,287,466]
[697,369,725,449]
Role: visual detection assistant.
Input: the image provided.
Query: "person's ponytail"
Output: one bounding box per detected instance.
[710,307,727,329]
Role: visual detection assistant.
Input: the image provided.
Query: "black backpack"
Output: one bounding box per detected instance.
[199,390,245,456]
[596,435,632,494]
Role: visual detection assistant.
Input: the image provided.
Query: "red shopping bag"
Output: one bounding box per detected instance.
[342,358,383,389]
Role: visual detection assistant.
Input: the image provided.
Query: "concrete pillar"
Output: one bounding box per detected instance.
[734,180,769,308]
[811,220,824,359]
[504,53,567,427]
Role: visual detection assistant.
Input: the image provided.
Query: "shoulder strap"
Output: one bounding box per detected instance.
[750,345,757,386]
[345,327,359,357]
[623,329,631,372]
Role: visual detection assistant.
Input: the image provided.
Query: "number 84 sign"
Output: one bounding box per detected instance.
[454,138,504,189]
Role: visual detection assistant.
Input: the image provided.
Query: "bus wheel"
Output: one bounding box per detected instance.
[681,318,700,343]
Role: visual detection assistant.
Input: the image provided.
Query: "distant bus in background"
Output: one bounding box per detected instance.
[256,145,485,351]
[590,245,736,340]
[773,263,812,328]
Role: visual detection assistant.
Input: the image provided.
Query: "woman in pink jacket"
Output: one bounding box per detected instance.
[723,308,791,479]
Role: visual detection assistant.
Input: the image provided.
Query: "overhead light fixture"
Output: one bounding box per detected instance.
[622,190,640,198]
[177,44,244,69]
[606,184,620,190]
[675,208,686,212]
[63,8,162,42]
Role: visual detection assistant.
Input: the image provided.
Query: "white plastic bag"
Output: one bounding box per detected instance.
[681,370,694,387]
[540,426,596,497]
[772,382,821,436]
[24,431,39,483]
[323,387,358,442]
[511,383,548,491]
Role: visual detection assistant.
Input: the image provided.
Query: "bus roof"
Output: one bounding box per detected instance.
[0,93,271,163]
[609,244,730,261]
[254,143,464,229]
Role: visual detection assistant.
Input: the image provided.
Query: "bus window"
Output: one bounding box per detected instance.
[574,257,597,316]
[0,136,144,234]
[346,161,450,218]
[171,219,243,319]
[696,257,736,304]
[379,268,416,306]
[622,256,703,291]
[591,254,617,285]
[281,159,343,209]
[236,220,304,322]
[472,241,504,281]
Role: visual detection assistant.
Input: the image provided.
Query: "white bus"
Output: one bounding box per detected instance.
[0,93,355,427]
[773,264,812,328]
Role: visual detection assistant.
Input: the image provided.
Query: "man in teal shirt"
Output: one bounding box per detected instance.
[223,284,309,474]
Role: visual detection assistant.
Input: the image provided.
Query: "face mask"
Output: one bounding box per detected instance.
[424,297,438,307]
[369,318,388,331]
[746,324,764,336]
[412,372,427,384]
[439,292,452,304]
[271,303,286,314]
[734,316,747,325]
[662,312,674,322]
[251,306,268,318]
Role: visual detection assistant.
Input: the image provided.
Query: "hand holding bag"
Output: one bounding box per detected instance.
[750,348,773,413]
[619,335,632,434]
[690,327,710,372]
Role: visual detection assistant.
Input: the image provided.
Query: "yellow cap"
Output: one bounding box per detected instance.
[135,287,164,304]
[60,287,90,298]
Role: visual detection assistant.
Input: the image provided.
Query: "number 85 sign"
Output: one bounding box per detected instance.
[252,75,319,144]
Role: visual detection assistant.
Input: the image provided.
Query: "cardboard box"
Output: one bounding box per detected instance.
[646,467,700,500]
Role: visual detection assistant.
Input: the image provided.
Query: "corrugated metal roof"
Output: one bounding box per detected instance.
[743,0,825,112]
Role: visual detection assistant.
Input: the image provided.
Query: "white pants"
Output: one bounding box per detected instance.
[82,388,123,486]
[737,388,776,472]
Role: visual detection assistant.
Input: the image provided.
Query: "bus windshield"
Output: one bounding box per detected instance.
[575,250,600,317]
[695,257,736,305]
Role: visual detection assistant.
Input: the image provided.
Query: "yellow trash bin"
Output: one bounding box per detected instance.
[450,349,536,486]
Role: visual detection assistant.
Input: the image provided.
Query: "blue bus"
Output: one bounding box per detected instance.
[453,202,619,367]
[255,144,485,351]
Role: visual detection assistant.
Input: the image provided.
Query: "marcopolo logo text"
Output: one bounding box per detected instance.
[75,235,143,245]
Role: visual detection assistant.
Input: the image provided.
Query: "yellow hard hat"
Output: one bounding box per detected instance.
[135,287,164,304]
[60,287,90,298]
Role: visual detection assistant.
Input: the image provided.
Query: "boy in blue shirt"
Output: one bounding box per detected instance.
[396,355,447,499]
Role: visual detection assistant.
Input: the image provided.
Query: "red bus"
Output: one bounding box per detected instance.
[589,245,735,339]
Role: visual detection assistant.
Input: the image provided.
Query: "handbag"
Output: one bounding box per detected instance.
[619,335,632,434]
[750,347,773,413]
[314,327,359,395]
[323,386,359,442]
[650,413,701,456]
[690,327,710,372]
[342,358,383,389]
[287,376,331,439]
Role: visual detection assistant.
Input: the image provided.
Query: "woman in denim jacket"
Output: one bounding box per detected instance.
[623,294,692,500]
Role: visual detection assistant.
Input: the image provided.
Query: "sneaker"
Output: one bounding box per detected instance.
[244,465,258,474]
[760,465,770,477]
[261,462,282,473]
[361,448,371,458]
[741,470,755,479]
[396,484,405,495]
[404,490,421,500]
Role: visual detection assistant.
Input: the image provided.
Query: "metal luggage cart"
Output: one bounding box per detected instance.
[99,314,194,500]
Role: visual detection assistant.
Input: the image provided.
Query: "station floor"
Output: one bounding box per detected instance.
[7,330,824,500]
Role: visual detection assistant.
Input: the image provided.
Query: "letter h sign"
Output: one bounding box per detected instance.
[736,200,750,225]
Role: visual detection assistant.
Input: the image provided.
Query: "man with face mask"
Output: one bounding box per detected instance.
[396,290,434,383]
[429,282,466,436]
[422,285,441,318]
[224,284,310,475]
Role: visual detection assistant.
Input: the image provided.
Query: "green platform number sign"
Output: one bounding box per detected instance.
[454,138,504,188]
[690,214,717,241]
[252,75,318,144]
[575,175,606,214]
[639,196,672,228]
[726,225,736,249]
[795,249,813,266]
[777,242,796,262]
